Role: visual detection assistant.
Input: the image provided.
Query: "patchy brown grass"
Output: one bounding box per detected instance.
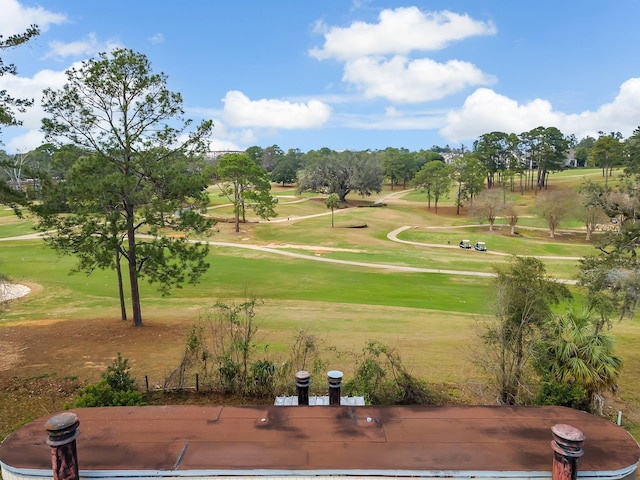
[0,316,190,438]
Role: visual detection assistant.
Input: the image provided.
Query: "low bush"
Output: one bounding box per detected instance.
[70,353,145,407]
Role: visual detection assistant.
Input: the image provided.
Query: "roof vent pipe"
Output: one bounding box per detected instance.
[295,370,310,406]
[327,370,343,406]
[551,424,585,480]
[45,412,81,480]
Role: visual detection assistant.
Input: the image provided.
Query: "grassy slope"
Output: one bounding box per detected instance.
[1,167,640,437]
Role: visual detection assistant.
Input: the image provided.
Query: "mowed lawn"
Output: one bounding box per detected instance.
[2,167,640,438]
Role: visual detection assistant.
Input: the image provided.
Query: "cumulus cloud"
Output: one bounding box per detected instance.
[43,33,122,60]
[440,88,557,140]
[0,63,80,151]
[440,78,640,142]
[222,90,331,129]
[0,0,67,35]
[335,108,444,131]
[0,67,69,127]
[561,77,640,139]
[309,7,496,105]
[310,7,495,61]
[5,128,45,152]
[343,56,495,103]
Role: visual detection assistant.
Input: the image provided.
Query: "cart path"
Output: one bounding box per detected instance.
[2,229,577,284]
[1,230,496,278]
[387,226,584,261]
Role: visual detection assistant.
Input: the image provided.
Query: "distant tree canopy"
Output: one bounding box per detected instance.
[381,147,417,190]
[590,133,624,188]
[472,126,570,192]
[271,148,302,186]
[297,148,384,202]
[451,155,486,214]
[216,152,277,233]
[412,160,453,213]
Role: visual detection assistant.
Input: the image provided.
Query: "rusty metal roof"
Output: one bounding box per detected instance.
[1,405,639,478]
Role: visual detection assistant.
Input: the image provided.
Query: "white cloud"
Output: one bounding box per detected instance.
[0,0,67,36]
[205,120,257,152]
[221,90,331,129]
[0,63,80,151]
[440,88,557,140]
[5,128,45,152]
[440,78,640,142]
[148,33,165,44]
[310,7,496,61]
[183,108,258,151]
[44,33,122,60]
[343,56,495,103]
[561,78,640,140]
[0,67,69,128]
[334,108,444,131]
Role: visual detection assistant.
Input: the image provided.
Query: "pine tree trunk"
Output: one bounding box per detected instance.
[115,249,127,321]
[126,204,143,326]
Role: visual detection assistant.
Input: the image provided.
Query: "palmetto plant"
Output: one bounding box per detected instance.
[541,308,622,414]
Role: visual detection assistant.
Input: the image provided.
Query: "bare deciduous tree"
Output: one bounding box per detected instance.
[502,202,519,235]
[536,189,575,238]
[471,188,503,231]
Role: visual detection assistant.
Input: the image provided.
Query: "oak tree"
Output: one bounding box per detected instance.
[535,189,575,238]
[297,149,383,202]
[471,188,503,231]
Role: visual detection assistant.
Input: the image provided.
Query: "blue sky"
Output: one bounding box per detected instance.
[1,0,640,154]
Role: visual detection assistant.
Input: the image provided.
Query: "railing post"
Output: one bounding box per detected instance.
[45,412,80,480]
[295,370,310,406]
[327,370,343,406]
[551,424,585,480]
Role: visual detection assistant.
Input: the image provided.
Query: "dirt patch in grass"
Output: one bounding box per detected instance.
[0,316,194,440]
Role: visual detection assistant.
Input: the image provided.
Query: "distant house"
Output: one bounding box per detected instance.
[565,148,578,168]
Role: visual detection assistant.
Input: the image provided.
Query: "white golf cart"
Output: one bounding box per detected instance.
[459,239,471,249]
[474,241,487,252]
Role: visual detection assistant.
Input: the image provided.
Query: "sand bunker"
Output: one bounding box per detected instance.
[0,283,30,302]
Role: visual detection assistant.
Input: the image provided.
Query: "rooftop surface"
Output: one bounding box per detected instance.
[1,405,639,478]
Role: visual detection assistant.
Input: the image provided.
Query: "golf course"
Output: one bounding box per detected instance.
[1,167,640,441]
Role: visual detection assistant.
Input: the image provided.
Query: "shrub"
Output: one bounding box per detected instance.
[274,330,328,396]
[73,379,145,407]
[343,340,436,405]
[166,298,266,396]
[249,359,277,397]
[104,353,137,391]
[534,376,590,411]
[71,353,145,407]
